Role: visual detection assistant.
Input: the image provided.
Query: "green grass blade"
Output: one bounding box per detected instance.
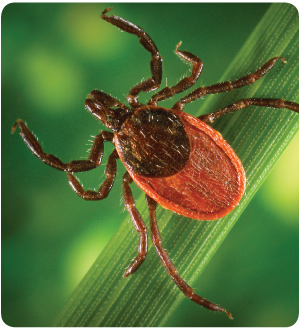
[56,3,298,327]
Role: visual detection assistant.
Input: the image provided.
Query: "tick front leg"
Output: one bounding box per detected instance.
[148,42,203,106]
[122,171,148,277]
[199,98,299,124]
[101,7,162,108]
[146,195,233,319]
[12,119,114,172]
[68,149,118,200]
[173,57,286,111]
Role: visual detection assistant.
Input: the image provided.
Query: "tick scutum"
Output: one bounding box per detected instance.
[115,106,191,177]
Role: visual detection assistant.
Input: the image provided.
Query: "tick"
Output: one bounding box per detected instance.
[12,7,299,319]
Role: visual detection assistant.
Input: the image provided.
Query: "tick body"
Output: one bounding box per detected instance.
[115,105,246,220]
[12,7,298,319]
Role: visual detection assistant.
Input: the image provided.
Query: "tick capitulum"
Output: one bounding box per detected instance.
[12,7,299,319]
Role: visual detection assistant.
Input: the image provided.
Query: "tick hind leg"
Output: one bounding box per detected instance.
[146,195,233,319]
[148,42,203,106]
[12,119,114,172]
[101,7,162,108]
[172,57,287,111]
[122,172,148,277]
[199,98,299,124]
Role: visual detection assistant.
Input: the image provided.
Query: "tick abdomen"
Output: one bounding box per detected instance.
[120,110,246,220]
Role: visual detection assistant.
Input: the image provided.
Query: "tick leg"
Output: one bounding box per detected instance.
[146,195,233,319]
[101,7,162,108]
[173,57,287,111]
[199,98,299,124]
[148,42,203,106]
[12,119,114,172]
[122,171,148,277]
[68,149,118,200]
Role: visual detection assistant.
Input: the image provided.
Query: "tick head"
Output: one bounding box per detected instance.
[85,90,131,132]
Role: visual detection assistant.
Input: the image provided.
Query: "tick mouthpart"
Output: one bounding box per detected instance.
[84,95,109,126]
[85,93,100,111]
[86,90,103,103]
[85,91,107,112]
[90,89,103,100]
[86,93,94,101]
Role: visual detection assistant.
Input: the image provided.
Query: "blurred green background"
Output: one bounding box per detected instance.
[2,3,298,327]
